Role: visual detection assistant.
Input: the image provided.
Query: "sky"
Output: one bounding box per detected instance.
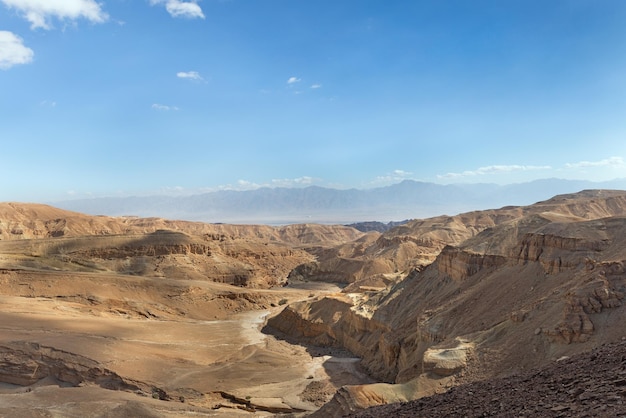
[2,0,626,202]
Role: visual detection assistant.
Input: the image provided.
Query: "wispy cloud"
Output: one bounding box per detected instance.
[435,157,626,183]
[216,177,319,191]
[151,103,179,111]
[271,176,316,187]
[1,0,108,30]
[150,0,205,19]
[371,169,414,185]
[564,156,624,169]
[310,84,322,89]
[177,70,204,81]
[392,169,412,177]
[0,31,34,69]
[234,180,262,190]
[39,99,57,107]
[437,164,551,180]
[287,76,301,85]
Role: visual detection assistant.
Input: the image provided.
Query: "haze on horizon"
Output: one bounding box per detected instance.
[2,1,626,203]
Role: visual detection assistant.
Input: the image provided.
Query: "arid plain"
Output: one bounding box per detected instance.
[1,190,626,417]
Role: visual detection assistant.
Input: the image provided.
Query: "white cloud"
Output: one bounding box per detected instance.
[371,169,414,185]
[271,176,316,187]
[235,180,261,189]
[156,186,189,196]
[310,84,322,89]
[150,0,205,19]
[1,0,108,30]
[437,164,551,180]
[151,103,179,111]
[217,177,319,191]
[177,70,204,81]
[287,76,301,84]
[39,99,57,107]
[564,156,624,169]
[392,169,412,177]
[0,31,34,69]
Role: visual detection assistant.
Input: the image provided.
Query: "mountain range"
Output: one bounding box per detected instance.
[52,178,626,224]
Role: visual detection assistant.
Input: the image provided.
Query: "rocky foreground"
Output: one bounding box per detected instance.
[352,340,626,417]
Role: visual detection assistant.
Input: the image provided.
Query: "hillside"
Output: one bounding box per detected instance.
[287,189,626,287]
[352,340,626,417]
[0,203,367,288]
[266,190,626,416]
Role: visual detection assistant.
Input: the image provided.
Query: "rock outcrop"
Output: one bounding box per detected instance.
[0,341,152,395]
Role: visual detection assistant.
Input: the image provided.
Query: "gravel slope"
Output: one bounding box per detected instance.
[352,340,626,418]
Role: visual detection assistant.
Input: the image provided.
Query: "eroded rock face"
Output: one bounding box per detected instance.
[544,274,624,344]
[422,339,473,377]
[77,243,213,258]
[310,360,461,417]
[515,232,610,274]
[267,295,392,356]
[436,246,507,281]
[0,342,149,394]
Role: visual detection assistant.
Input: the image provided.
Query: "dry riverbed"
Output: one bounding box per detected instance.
[0,279,372,417]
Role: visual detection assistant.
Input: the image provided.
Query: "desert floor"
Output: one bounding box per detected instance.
[0,279,373,417]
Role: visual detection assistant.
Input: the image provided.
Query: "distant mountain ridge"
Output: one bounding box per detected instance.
[346,220,410,233]
[52,178,626,224]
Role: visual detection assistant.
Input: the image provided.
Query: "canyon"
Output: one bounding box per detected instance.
[0,190,625,416]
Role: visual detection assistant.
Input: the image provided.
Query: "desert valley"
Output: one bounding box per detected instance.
[1,189,626,417]
[4,1,626,416]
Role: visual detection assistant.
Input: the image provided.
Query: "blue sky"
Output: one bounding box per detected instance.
[1,0,626,202]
